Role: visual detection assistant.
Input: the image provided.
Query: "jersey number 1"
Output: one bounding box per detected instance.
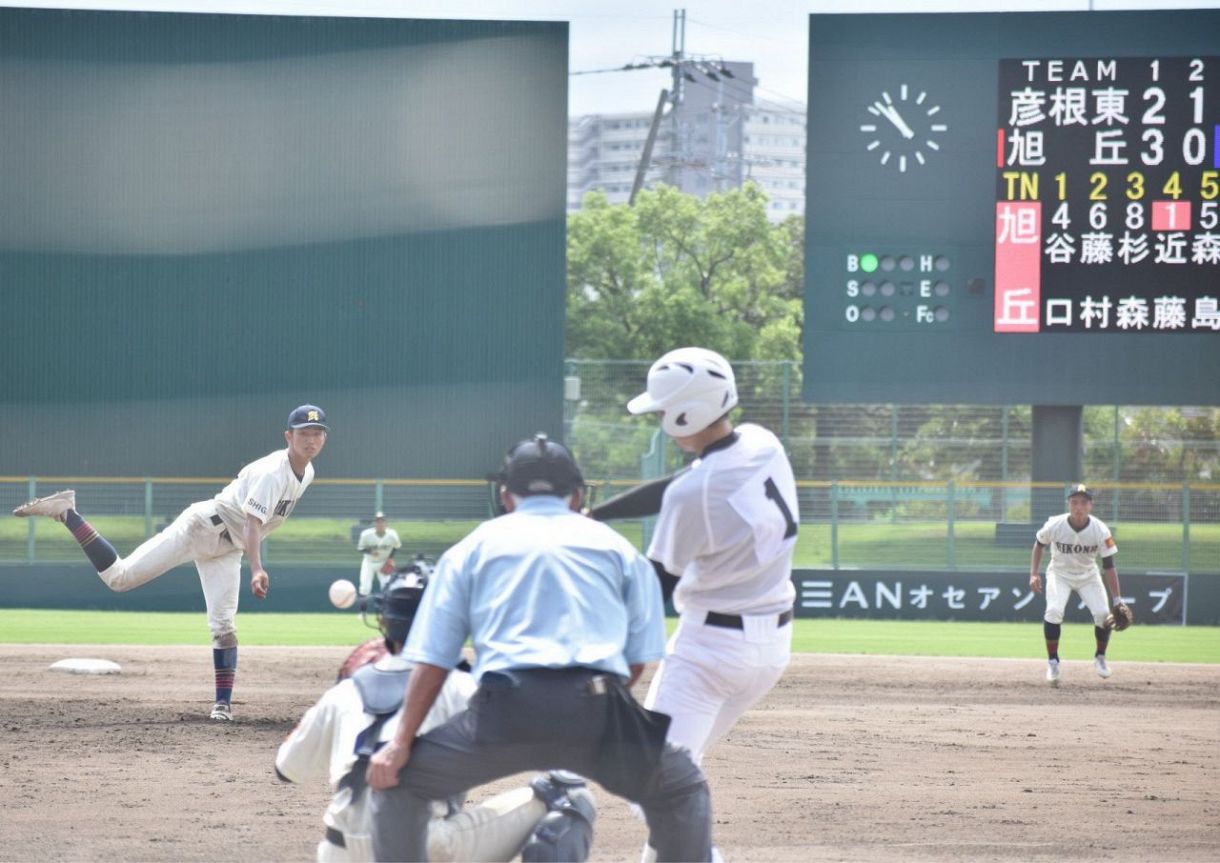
[764,477,798,539]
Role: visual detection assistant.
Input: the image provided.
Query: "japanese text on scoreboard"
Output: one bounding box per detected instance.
[995,56,1220,333]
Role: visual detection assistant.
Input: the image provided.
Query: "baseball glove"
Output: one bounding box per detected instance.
[336,636,389,681]
[1105,602,1134,632]
[379,560,395,575]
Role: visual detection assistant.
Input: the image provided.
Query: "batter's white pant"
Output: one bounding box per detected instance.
[645,610,792,765]
[1044,569,1110,627]
[358,558,392,597]
[95,502,243,648]
[318,785,588,863]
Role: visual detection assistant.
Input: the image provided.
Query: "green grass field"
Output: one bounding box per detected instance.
[2,610,1216,663]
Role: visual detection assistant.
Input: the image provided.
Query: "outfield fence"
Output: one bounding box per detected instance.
[2,477,1216,574]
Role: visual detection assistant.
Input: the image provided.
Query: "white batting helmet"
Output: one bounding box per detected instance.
[627,347,738,437]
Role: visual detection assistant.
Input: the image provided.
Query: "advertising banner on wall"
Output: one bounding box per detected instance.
[793,569,1186,625]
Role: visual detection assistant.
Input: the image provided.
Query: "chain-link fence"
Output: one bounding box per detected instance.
[563,359,1220,484]
[3,362,1217,571]
[3,477,1216,572]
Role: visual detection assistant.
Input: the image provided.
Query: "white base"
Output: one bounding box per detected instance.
[49,658,122,675]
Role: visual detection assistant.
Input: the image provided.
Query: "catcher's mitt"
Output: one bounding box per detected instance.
[336,636,389,682]
[1105,602,1134,632]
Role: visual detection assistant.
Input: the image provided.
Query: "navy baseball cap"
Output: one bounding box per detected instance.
[288,404,328,430]
[1068,483,1094,499]
[500,433,584,496]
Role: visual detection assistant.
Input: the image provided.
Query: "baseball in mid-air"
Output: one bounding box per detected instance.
[328,579,358,609]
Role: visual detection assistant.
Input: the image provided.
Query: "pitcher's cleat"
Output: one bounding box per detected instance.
[12,489,76,521]
[1094,654,1112,679]
[209,701,233,721]
[1046,658,1061,687]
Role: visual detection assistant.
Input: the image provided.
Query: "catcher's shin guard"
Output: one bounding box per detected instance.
[521,772,596,862]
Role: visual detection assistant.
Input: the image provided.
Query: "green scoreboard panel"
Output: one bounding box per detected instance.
[804,10,1220,404]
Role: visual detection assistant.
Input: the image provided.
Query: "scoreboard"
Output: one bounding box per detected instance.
[805,10,1220,404]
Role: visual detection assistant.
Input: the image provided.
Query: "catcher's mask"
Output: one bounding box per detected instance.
[367,571,427,646]
[495,433,585,498]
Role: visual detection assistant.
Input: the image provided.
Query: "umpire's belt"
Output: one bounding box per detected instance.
[324,826,346,848]
[705,608,794,630]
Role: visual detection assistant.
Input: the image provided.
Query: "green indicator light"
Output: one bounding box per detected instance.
[860,254,879,273]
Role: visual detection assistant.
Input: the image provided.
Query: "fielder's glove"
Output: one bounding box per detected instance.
[379,560,395,575]
[1105,602,1134,632]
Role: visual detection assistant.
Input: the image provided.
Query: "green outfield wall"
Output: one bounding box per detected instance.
[0,8,569,479]
[3,565,1216,625]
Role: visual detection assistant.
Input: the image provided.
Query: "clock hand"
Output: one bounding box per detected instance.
[877,103,916,140]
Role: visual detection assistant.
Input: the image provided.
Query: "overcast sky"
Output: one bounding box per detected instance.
[10,0,1220,116]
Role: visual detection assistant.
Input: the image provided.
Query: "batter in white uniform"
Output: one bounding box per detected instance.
[356,512,402,596]
[276,573,598,863]
[12,404,329,720]
[593,347,798,765]
[1029,483,1124,685]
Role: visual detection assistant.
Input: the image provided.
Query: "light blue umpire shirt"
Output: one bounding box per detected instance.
[402,494,666,681]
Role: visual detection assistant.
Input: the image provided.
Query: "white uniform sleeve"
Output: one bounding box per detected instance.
[1099,523,1118,558]
[647,478,710,576]
[242,468,284,525]
[419,670,476,732]
[389,529,402,552]
[1034,516,1056,546]
[275,687,343,783]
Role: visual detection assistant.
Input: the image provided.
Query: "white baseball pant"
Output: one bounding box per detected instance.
[95,501,244,648]
[645,610,792,765]
[1044,570,1110,627]
[358,558,392,596]
[318,785,585,863]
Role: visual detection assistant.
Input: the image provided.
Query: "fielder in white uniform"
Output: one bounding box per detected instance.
[593,348,798,766]
[12,404,329,721]
[276,573,597,863]
[1029,483,1124,685]
[356,511,402,596]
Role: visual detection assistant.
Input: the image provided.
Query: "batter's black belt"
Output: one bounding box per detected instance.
[704,608,794,629]
[324,826,346,848]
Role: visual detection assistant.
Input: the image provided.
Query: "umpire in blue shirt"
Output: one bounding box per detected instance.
[367,434,712,862]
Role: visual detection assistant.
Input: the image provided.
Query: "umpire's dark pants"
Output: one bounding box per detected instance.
[371,667,712,862]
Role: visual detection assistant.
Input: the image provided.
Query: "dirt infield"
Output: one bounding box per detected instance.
[1,645,1217,862]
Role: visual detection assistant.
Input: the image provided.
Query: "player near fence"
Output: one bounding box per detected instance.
[11,404,329,720]
[276,571,597,863]
[590,347,799,776]
[356,511,402,596]
[366,433,711,862]
[1029,483,1132,685]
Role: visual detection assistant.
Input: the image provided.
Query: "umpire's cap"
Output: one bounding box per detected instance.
[378,571,427,646]
[499,433,584,497]
[1068,483,1094,500]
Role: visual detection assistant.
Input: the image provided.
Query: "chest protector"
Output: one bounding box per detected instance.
[338,663,411,800]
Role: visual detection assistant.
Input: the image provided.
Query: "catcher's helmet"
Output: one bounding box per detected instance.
[499,433,584,497]
[627,347,738,437]
[377,571,427,646]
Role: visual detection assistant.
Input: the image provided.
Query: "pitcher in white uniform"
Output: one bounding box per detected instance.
[12,404,329,720]
[1029,483,1124,685]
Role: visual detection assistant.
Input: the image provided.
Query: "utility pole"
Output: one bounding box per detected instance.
[668,8,686,188]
